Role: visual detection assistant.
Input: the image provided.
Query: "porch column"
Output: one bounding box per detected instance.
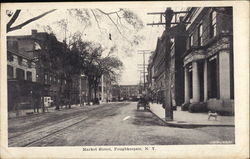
[192,61,200,103]
[219,50,231,99]
[184,67,190,103]
[203,60,208,101]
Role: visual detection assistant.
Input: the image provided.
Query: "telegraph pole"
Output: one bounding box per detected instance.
[138,50,150,91]
[147,7,189,121]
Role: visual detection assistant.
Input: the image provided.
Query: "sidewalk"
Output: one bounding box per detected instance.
[149,103,235,128]
[8,103,106,119]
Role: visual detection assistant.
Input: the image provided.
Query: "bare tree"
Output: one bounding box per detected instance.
[6,9,56,33]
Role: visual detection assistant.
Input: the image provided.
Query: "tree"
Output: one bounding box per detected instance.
[6,9,56,33]
[85,55,124,103]
[36,8,145,57]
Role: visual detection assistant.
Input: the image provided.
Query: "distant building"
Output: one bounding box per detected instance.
[119,85,139,100]
[99,74,112,102]
[110,85,120,101]
[182,7,234,114]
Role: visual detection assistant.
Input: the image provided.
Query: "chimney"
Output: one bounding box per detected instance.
[31,29,37,35]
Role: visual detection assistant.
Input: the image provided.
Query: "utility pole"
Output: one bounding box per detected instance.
[147,7,189,121]
[138,50,150,91]
[138,70,147,96]
[101,74,104,103]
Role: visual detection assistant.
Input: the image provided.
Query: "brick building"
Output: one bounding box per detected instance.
[182,7,234,114]
[7,30,81,110]
[110,85,120,101]
[7,35,41,111]
[168,22,186,107]
[149,32,168,104]
[119,85,139,100]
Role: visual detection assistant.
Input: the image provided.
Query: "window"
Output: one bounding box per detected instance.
[45,74,48,84]
[189,34,193,48]
[210,11,217,37]
[16,68,25,80]
[7,54,14,62]
[208,56,218,98]
[13,41,18,50]
[27,71,32,81]
[7,65,14,79]
[198,23,203,46]
[18,57,23,65]
[27,61,32,68]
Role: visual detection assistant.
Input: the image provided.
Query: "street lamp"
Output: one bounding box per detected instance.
[79,74,85,107]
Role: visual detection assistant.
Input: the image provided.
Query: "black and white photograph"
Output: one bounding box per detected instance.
[0,1,249,159]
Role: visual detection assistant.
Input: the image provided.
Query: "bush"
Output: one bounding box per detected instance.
[181,103,189,111]
[93,98,100,105]
[188,102,207,113]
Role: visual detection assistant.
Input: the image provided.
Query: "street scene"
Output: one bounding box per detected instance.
[9,102,234,147]
[6,6,234,146]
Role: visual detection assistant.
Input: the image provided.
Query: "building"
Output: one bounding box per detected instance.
[99,74,112,103]
[7,35,40,111]
[182,7,234,114]
[149,32,168,104]
[7,30,80,110]
[147,20,186,106]
[169,22,186,107]
[110,85,121,101]
[119,85,139,101]
[79,74,89,104]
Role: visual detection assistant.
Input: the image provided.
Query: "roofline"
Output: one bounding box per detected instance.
[7,49,33,61]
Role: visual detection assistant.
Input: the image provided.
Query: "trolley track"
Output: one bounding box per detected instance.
[8,104,116,138]
[23,115,90,147]
[8,102,128,147]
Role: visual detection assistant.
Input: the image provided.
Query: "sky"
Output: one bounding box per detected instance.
[6,6,186,85]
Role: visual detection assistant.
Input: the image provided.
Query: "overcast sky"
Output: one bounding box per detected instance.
[6,5,187,85]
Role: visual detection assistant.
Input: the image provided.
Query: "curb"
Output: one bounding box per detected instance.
[148,109,235,128]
